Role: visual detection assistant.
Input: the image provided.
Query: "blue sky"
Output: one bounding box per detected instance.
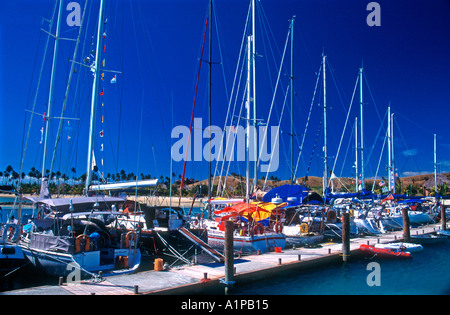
[1,0,450,184]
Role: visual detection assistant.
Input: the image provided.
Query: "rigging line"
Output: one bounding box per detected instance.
[20,10,47,168]
[115,0,125,175]
[64,0,94,179]
[259,5,304,156]
[372,126,388,191]
[213,2,250,181]
[263,84,290,190]
[304,116,323,183]
[338,119,355,179]
[395,112,435,135]
[214,49,247,196]
[134,90,145,205]
[394,117,420,174]
[362,72,384,125]
[326,58,349,115]
[257,5,291,159]
[220,81,248,197]
[293,63,322,179]
[179,15,209,206]
[135,0,171,163]
[328,74,359,187]
[49,0,88,177]
[337,121,354,193]
[255,27,291,188]
[18,0,58,188]
[212,2,231,104]
[365,107,388,171]
[213,2,251,196]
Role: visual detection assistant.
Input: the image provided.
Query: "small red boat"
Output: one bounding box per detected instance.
[359,244,412,259]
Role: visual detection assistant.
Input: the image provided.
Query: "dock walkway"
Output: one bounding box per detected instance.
[2,223,443,295]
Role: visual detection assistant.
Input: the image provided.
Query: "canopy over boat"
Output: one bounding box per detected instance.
[214,202,283,225]
[262,185,311,204]
[25,196,125,213]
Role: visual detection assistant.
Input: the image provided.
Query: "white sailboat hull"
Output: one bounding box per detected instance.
[207,229,286,253]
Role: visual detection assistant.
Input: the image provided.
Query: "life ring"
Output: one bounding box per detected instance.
[2,224,20,242]
[299,223,309,234]
[125,231,137,248]
[75,234,91,252]
[326,210,337,222]
[253,223,264,235]
[273,222,283,234]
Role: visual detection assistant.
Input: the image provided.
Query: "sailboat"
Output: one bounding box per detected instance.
[197,0,287,254]
[19,0,141,278]
[0,191,26,280]
[206,202,286,253]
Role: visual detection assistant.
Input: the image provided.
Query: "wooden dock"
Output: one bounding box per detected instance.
[2,223,443,295]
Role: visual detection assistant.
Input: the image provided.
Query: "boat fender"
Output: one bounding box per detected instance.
[299,223,309,234]
[273,222,283,233]
[253,223,264,235]
[125,231,137,248]
[2,224,20,242]
[76,234,90,252]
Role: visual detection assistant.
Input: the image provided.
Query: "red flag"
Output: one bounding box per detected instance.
[381,193,394,204]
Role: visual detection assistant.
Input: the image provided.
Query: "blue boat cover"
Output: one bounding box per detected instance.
[262,185,310,203]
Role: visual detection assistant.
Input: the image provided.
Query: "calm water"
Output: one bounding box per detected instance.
[1,201,449,294]
[232,240,450,295]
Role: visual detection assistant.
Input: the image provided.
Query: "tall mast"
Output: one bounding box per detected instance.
[322,54,328,196]
[246,35,252,201]
[85,0,106,195]
[207,0,213,215]
[41,0,64,182]
[388,106,392,192]
[434,133,437,194]
[251,0,258,189]
[289,16,295,185]
[355,117,359,192]
[359,67,365,190]
[391,111,395,193]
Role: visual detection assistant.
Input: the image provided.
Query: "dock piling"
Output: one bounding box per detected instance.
[402,207,411,242]
[342,212,350,262]
[224,220,235,292]
[441,205,447,231]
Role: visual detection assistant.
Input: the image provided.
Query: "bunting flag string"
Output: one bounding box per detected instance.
[98,17,108,179]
